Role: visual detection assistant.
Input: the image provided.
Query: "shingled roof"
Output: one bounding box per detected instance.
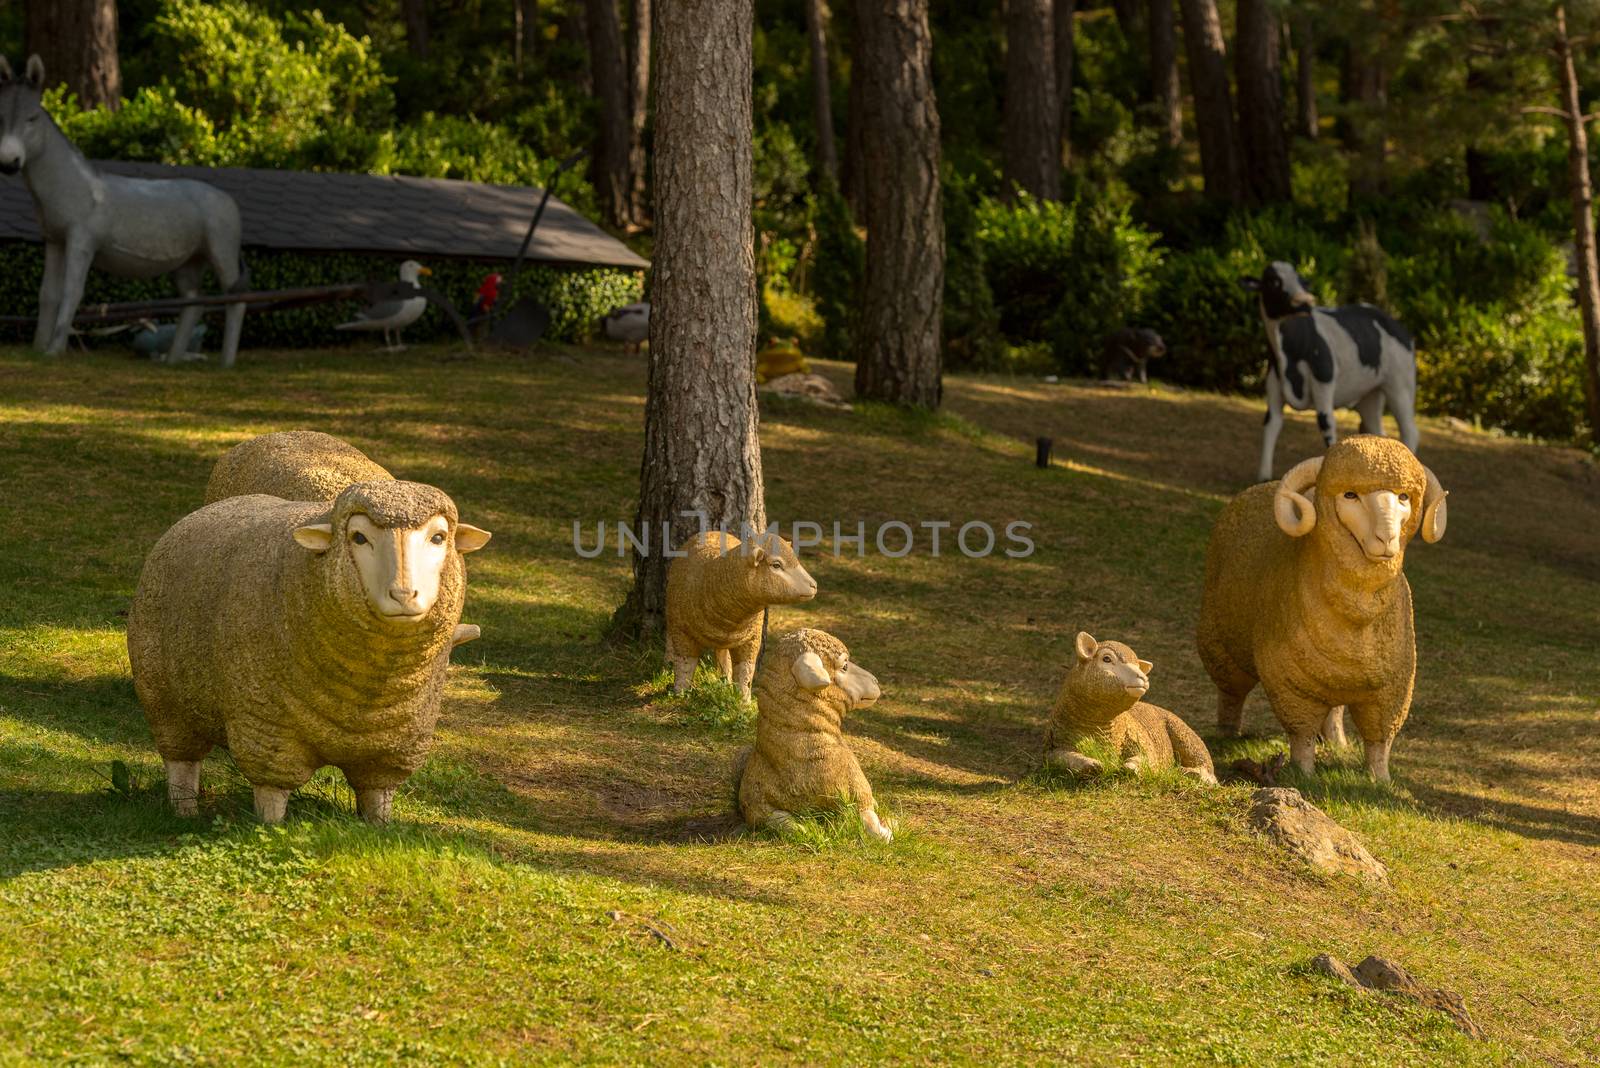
[0,162,649,271]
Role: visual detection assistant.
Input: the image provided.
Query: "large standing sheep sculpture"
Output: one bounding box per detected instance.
[665,530,817,696]
[737,628,892,841]
[1045,632,1216,783]
[1196,435,1447,780]
[128,480,492,823]
[204,430,393,505]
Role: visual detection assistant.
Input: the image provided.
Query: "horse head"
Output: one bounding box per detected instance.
[0,55,48,176]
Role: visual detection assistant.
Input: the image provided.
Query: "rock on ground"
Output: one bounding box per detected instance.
[1311,953,1485,1039]
[1248,787,1388,882]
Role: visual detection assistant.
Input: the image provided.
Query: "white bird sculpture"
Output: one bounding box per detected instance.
[337,260,432,351]
[602,301,650,354]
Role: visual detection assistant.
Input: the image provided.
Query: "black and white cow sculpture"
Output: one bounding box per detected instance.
[1242,261,1419,482]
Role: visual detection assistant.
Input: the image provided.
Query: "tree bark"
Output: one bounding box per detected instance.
[1054,0,1077,163]
[1177,0,1242,204]
[24,0,120,109]
[805,0,838,182]
[1148,0,1181,149]
[1554,5,1600,441]
[1235,0,1291,203]
[1294,14,1318,139]
[586,0,633,228]
[853,0,943,407]
[612,0,764,639]
[1004,0,1060,200]
[842,11,867,211]
[627,0,652,225]
[401,0,430,59]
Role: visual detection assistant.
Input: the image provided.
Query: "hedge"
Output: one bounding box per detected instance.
[0,243,643,351]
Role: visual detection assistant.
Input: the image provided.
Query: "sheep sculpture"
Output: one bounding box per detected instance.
[127,479,492,823]
[665,529,817,696]
[1045,632,1216,783]
[204,430,392,505]
[1196,435,1447,780]
[737,628,892,841]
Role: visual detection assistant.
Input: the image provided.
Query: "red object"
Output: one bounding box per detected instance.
[473,273,502,316]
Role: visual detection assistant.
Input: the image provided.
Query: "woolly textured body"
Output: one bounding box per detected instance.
[204,430,393,505]
[1046,700,1215,776]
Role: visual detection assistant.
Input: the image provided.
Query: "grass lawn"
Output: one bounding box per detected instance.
[1,343,1597,1065]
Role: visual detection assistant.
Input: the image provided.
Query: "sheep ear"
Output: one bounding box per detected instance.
[0,57,13,85]
[293,523,334,552]
[1239,276,1261,291]
[1074,631,1097,661]
[451,623,481,648]
[748,540,767,565]
[1138,659,1153,674]
[455,523,492,553]
[24,54,43,90]
[792,651,832,689]
[1420,466,1448,544]
[1273,457,1322,537]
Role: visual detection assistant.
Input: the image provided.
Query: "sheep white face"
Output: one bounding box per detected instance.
[747,536,818,604]
[294,514,492,621]
[1074,631,1153,704]
[1335,489,1412,563]
[792,650,881,708]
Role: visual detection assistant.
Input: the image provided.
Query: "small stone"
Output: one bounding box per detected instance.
[1249,787,1388,883]
[1310,953,1362,988]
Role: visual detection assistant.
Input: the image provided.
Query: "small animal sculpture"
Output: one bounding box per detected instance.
[738,628,892,841]
[471,272,502,319]
[664,529,817,696]
[336,260,432,351]
[601,301,650,354]
[1243,261,1419,482]
[1196,435,1447,780]
[756,339,809,383]
[1044,632,1217,783]
[128,480,492,823]
[1100,327,1167,384]
[0,54,247,365]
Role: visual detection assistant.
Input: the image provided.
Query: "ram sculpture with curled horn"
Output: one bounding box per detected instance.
[1195,435,1448,781]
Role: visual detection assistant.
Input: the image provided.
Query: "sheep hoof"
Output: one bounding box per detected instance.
[863,812,893,843]
[253,786,290,824]
[1182,766,1219,786]
[356,787,396,824]
[164,759,201,817]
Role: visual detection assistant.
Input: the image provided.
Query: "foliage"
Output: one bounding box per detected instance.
[655,666,757,733]
[941,171,1004,370]
[810,181,863,360]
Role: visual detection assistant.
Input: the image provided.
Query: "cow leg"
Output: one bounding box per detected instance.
[167,263,205,363]
[1258,369,1286,482]
[1310,382,1338,449]
[1389,386,1420,455]
[1356,390,1386,436]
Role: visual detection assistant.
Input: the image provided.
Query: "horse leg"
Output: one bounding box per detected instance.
[167,263,205,363]
[47,239,94,356]
[34,242,64,352]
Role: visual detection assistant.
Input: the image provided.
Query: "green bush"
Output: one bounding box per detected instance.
[0,244,642,351]
[941,171,1004,370]
[811,181,863,359]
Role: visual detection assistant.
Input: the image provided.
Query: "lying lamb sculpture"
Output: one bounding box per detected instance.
[128,480,491,823]
[738,628,892,842]
[1196,435,1447,780]
[1045,632,1216,783]
[665,529,817,696]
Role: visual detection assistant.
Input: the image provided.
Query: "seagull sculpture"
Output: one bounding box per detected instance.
[337,260,432,351]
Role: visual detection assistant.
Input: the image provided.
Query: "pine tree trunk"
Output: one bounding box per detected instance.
[1148,0,1181,149]
[587,0,633,228]
[24,0,120,109]
[612,0,764,639]
[1294,14,1318,139]
[842,11,867,211]
[1177,0,1242,204]
[515,0,539,75]
[853,0,943,408]
[401,0,430,59]
[1004,0,1060,200]
[563,5,594,96]
[1054,0,1077,164]
[1555,5,1600,441]
[805,0,838,182]
[627,0,652,225]
[1235,0,1290,203]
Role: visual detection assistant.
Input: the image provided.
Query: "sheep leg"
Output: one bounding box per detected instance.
[1045,748,1104,776]
[253,785,291,824]
[1321,706,1349,747]
[665,632,697,693]
[1288,732,1318,776]
[1216,689,1248,737]
[730,638,761,697]
[164,759,202,817]
[1180,765,1219,786]
[356,787,397,823]
[1364,737,1393,783]
[714,648,734,684]
[861,807,893,843]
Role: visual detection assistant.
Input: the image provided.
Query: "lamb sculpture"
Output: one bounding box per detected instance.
[204,430,392,505]
[127,480,492,823]
[737,628,892,841]
[665,529,817,696]
[1045,632,1216,782]
[1196,435,1447,780]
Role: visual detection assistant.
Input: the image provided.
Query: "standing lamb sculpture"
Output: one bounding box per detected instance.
[737,628,892,841]
[1045,632,1217,783]
[127,480,492,823]
[1244,261,1419,482]
[1196,435,1447,780]
[0,55,247,365]
[665,529,817,696]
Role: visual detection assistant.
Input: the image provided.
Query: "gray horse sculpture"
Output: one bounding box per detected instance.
[0,54,246,364]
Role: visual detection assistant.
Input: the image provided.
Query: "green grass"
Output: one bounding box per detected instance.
[2,345,1598,1064]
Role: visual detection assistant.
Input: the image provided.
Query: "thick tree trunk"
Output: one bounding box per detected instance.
[1148,0,1181,149]
[1235,0,1291,203]
[627,0,652,225]
[1004,0,1060,200]
[1294,14,1318,139]
[586,0,633,228]
[24,0,120,109]
[401,0,430,59]
[843,13,867,211]
[853,0,943,407]
[612,0,763,639]
[1054,0,1077,163]
[805,0,838,182]
[1177,0,1242,203]
[1555,6,1600,441]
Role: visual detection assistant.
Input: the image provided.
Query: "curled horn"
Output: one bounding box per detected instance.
[1273,457,1323,537]
[0,56,13,85]
[1420,465,1448,543]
